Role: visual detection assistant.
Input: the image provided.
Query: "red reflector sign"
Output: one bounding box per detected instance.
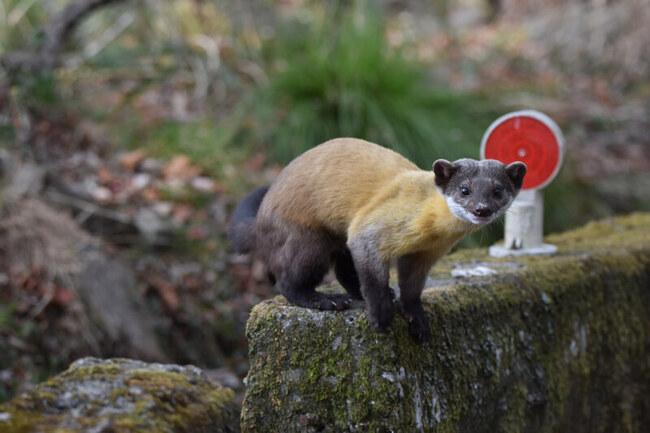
[481,110,565,190]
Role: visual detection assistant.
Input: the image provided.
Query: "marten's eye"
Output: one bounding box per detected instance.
[461,187,471,196]
[494,188,503,198]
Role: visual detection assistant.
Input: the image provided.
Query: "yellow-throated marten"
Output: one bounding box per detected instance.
[230,138,526,342]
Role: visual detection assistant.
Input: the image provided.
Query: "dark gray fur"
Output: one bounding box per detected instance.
[253,217,357,311]
[434,158,526,223]
[228,185,269,254]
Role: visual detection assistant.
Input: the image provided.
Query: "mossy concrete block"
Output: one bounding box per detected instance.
[0,357,240,433]
[241,213,650,432]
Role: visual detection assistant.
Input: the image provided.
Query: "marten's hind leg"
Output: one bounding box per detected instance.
[333,248,363,300]
[264,224,351,310]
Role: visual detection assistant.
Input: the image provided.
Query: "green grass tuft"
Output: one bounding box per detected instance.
[247,4,501,168]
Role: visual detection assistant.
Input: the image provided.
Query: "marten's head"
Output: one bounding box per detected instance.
[433,158,527,226]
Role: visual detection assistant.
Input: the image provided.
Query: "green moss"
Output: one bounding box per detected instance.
[0,358,240,433]
[242,213,650,432]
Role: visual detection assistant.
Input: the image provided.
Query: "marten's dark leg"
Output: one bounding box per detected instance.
[348,237,395,332]
[397,252,435,343]
[264,224,351,310]
[333,247,363,300]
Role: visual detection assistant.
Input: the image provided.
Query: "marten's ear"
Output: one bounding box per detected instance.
[505,162,527,190]
[433,159,459,189]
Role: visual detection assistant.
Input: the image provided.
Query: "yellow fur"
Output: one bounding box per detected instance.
[259,138,477,261]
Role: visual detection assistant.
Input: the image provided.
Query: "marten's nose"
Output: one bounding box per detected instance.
[474,204,492,217]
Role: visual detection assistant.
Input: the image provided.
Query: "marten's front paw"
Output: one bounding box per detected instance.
[368,298,395,333]
[406,313,431,344]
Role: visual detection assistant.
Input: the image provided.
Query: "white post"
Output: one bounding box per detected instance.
[504,189,543,249]
[489,189,557,257]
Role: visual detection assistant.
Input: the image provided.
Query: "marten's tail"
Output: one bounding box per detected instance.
[228,185,270,254]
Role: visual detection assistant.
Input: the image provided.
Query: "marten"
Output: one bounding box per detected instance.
[230,138,526,343]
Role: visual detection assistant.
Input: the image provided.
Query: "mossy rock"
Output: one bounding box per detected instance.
[241,213,650,432]
[0,357,240,433]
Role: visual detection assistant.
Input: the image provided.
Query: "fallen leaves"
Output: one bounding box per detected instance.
[45,147,235,249]
[10,266,78,316]
[162,155,202,180]
[147,275,180,311]
[119,148,147,171]
[51,286,77,308]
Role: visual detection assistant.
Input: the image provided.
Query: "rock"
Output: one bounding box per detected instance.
[89,184,112,203]
[76,248,167,361]
[191,176,217,193]
[0,148,11,179]
[130,172,152,190]
[241,213,650,432]
[0,198,167,362]
[139,157,165,176]
[0,357,240,433]
[4,161,46,199]
[134,207,173,245]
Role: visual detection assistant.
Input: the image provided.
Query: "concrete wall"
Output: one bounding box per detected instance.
[242,213,650,432]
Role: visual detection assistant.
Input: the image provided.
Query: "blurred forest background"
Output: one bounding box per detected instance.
[0,0,648,402]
